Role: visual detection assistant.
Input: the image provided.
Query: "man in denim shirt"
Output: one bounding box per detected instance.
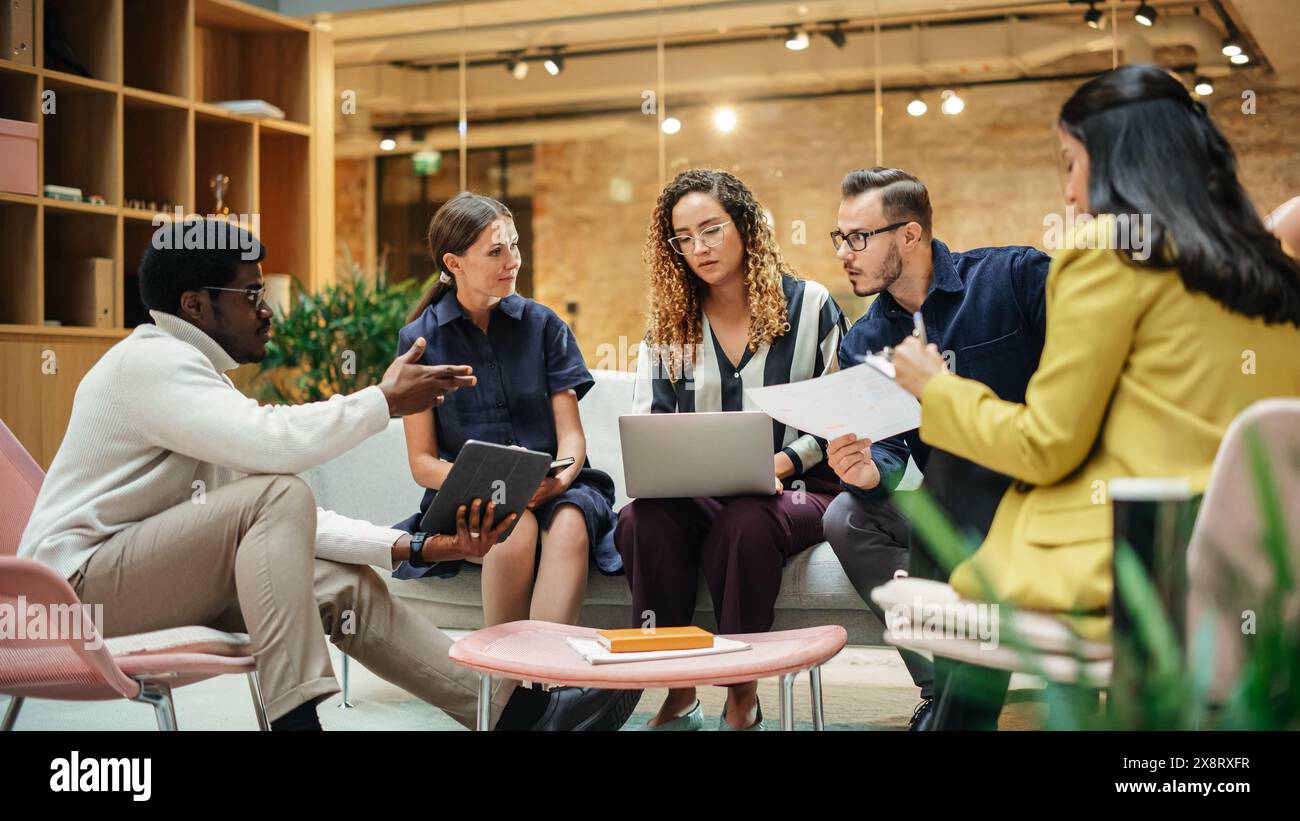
[821,168,1049,729]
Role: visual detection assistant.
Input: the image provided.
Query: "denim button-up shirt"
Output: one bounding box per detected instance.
[838,239,1051,498]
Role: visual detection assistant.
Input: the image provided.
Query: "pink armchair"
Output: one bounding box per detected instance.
[0,420,268,731]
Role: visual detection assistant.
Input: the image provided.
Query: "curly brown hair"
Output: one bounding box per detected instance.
[643,169,795,379]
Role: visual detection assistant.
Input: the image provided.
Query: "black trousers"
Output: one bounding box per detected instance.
[918,450,1016,729]
[822,492,935,698]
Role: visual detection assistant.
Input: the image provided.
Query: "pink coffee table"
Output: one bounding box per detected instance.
[449,620,848,730]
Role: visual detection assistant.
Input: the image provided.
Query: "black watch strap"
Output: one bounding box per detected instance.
[409,531,430,567]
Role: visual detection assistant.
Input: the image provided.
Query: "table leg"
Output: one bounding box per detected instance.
[476,674,492,732]
[810,665,825,731]
[779,672,795,731]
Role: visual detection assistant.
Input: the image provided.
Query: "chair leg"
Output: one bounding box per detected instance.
[778,672,796,731]
[809,666,825,731]
[134,681,178,731]
[338,653,354,708]
[247,672,270,732]
[476,674,492,732]
[2,696,24,731]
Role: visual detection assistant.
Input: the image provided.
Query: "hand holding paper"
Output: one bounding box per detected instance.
[743,362,921,445]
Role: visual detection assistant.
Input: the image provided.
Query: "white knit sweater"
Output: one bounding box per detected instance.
[19,311,404,578]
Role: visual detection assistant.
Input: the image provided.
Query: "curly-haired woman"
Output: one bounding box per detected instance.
[616,169,848,730]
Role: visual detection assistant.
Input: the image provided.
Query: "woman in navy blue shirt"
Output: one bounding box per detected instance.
[392,192,618,628]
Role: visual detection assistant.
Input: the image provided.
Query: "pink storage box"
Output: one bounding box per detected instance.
[0,117,39,196]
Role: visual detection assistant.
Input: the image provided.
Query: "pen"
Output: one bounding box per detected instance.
[912,311,927,345]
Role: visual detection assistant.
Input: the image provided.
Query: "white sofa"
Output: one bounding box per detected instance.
[301,370,921,644]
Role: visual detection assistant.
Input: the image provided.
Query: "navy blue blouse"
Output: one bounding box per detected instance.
[391,291,620,576]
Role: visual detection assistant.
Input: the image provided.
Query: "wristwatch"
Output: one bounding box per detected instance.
[408,531,430,567]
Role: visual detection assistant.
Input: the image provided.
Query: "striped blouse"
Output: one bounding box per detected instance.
[632,275,848,475]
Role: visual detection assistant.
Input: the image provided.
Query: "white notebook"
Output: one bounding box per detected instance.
[565,636,751,665]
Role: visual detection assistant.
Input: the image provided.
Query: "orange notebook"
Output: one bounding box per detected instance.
[596,626,715,653]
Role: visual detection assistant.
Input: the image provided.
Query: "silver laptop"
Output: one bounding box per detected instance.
[618,411,776,498]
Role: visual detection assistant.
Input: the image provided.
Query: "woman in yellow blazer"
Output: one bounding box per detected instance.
[892,65,1300,727]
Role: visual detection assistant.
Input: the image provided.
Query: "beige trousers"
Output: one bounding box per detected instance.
[71,474,512,726]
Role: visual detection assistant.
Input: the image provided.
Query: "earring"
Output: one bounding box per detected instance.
[439,272,452,284]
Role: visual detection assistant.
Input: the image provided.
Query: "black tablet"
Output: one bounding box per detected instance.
[417,440,553,542]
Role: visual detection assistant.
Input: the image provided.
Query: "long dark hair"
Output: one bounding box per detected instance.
[1060,64,1300,326]
[406,191,513,323]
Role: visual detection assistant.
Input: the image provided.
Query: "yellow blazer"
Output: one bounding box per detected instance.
[919,219,1300,630]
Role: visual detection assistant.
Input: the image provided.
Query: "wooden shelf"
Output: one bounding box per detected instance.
[193,99,309,133]
[0,66,39,123]
[0,324,131,339]
[195,0,313,34]
[41,69,120,95]
[123,206,183,222]
[0,58,40,77]
[124,95,191,213]
[259,117,312,137]
[41,197,118,215]
[0,201,39,325]
[43,0,121,83]
[122,85,191,111]
[0,191,39,207]
[124,0,191,98]
[2,0,332,469]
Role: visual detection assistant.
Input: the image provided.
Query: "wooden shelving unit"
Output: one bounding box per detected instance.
[0,0,334,467]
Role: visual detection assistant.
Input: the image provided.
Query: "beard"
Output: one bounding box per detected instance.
[852,241,904,297]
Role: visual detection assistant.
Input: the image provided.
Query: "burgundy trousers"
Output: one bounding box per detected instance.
[614,491,835,635]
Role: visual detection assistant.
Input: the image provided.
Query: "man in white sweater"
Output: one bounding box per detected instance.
[18,218,637,731]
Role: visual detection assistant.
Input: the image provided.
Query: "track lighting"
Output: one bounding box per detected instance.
[1083,2,1103,29]
[940,89,964,116]
[1134,2,1157,27]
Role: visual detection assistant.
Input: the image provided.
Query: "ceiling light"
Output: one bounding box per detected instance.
[1084,3,1103,29]
[1193,76,1214,96]
[940,89,964,116]
[824,23,847,49]
[907,97,927,116]
[1134,2,1157,27]
[544,51,564,75]
[713,107,737,132]
[785,28,810,51]
[662,117,681,135]
[379,136,397,152]
[1229,52,1250,65]
[1221,37,1242,58]
[509,58,528,80]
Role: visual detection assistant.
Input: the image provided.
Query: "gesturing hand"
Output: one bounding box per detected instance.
[380,337,477,416]
[827,433,880,491]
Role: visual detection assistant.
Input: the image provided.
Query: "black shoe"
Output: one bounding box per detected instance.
[531,687,642,731]
[908,697,936,731]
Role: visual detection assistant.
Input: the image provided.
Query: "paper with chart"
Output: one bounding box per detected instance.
[743,362,921,444]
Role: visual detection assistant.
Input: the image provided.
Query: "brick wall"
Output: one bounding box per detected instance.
[338,76,1300,365]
